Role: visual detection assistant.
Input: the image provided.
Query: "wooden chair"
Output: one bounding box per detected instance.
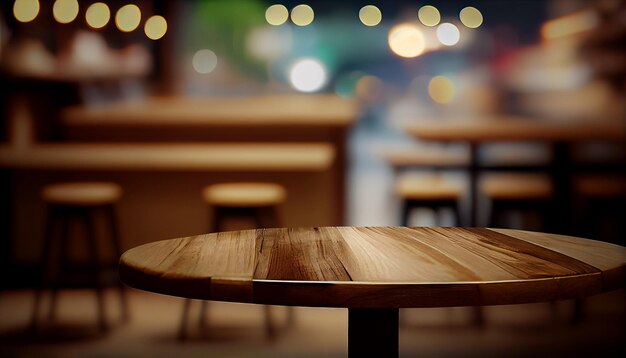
[482,173,553,229]
[179,182,292,341]
[31,182,128,331]
[396,174,464,226]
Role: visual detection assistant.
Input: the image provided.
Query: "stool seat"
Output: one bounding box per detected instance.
[33,181,127,331]
[574,175,626,198]
[42,182,122,206]
[180,181,290,341]
[396,175,463,200]
[481,174,552,200]
[202,182,286,207]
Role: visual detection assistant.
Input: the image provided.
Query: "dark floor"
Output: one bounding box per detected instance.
[1,288,624,357]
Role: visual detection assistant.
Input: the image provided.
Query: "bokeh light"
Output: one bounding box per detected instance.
[359,5,382,26]
[86,2,110,29]
[388,23,425,58]
[13,0,39,23]
[265,4,289,26]
[418,5,440,27]
[460,7,483,28]
[144,15,167,40]
[436,23,460,46]
[428,76,455,104]
[246,26,292,60]
[289,58,327,92]
[192,49,218,74]
[116,4,141,32]
[541,10,598,40]
[291,4,314,26]
[53,0,79,24]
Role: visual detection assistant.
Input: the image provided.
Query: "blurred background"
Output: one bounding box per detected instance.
[0,0,625,357]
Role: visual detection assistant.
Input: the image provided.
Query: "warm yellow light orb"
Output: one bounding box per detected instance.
[86,2,110,29]
[359,5,382,26]
[418,5,440,27]
[428,76,455,104]
[291,4,314,26]
[144,15,167,40]
[460,6,483,28]
[265,4,289,26]
[116,4,141,32]
[53,0,79,24]
[388,23,425,58]
[13,0,39,23]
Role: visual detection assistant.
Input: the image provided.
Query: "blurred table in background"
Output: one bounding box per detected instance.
[404,116,626,231]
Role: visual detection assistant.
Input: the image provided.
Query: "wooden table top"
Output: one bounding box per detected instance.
[62,95,357,127]
[403,117,626,142]
[0,143,334,171]
[119,227,626,308]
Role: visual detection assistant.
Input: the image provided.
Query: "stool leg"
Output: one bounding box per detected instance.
[453,203,462,227]
[47,209,70,321]
[264,304,276,342]
[434,205,444,226]
[210,207,224,233]
[401,200,411,227]
[105,205,129,322]
[178,299,192,341]
[31,206,59,328]
[488,200,500,228]
[199,301,209,332]
[254,206,271,229]
[82,210,107,331]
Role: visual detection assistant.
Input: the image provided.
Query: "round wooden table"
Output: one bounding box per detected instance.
[119,227,626,357]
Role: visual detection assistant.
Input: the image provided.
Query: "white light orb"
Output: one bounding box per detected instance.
[289,58,327,92]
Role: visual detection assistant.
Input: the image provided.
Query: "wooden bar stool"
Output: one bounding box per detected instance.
[179,182,292,341]
[482,173,553,229]
[396,174,463,226]
[575,175,626,244]
[31,182,128,331]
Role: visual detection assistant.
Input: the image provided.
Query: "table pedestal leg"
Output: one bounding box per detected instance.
[348,308,399,358]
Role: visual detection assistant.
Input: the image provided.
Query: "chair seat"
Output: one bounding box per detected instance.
[481,174,552,200]
[574,175,626,198]
[396,175,463,200]
[42,182,122,206]
[202,182,286,207]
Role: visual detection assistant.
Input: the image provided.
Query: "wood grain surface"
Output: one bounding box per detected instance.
[119,227,626,308]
